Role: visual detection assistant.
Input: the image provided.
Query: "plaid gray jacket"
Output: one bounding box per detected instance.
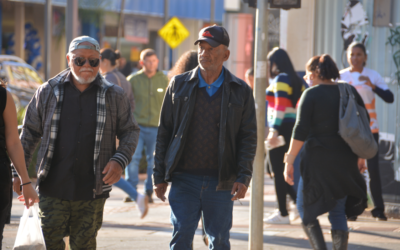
[20,68,140,196]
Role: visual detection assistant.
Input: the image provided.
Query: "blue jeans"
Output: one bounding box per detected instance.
[114,177,138,201]
[125,125,158,193]
[169,173,234,250]
[297,177,348,231]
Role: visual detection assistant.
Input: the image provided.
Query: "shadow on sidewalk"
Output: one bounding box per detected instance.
[229,231,389,250]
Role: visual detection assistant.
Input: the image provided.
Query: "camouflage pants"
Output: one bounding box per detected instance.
[38,194,106,250]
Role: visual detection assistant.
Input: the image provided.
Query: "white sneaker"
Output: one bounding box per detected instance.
[263,210,290,224]
[289,201,300,221]
[136,193,149,219]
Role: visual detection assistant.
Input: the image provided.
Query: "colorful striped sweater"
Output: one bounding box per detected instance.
[266,73,303,131]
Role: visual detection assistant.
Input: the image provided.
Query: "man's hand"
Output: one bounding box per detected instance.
[17,185,39,208]
[155,183,168,202]
[231,182,248,201]
[102,161,123,185]
[358,158,367,173]
[13,177,22,195]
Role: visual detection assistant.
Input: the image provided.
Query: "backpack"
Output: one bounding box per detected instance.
[337,82,378,159]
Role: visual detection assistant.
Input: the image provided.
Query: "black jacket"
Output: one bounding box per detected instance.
[154,67,257,190]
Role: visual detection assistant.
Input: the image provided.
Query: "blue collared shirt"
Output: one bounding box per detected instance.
[198,68,225,96]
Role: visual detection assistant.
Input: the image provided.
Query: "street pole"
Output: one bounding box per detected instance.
[44,0,51,80]
[249,0,268,249]
[116,0,126,51]
[66,0,78,52]
[210,0,215,25]
[162,0,170,70]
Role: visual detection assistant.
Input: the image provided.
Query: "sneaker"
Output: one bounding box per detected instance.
[263,210,290,224]
[123,196,133,203]
[146,190,154,204]
[136,193,149,219]
[289,202,300,221]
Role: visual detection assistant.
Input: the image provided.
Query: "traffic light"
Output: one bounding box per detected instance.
[242,0,257,8]
[270,0,301,10]
[242,0,301,9]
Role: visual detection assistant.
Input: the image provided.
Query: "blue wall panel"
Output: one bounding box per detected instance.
[19,0,224,21]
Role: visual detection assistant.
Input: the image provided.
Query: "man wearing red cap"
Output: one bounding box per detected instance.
[154,25,257,249]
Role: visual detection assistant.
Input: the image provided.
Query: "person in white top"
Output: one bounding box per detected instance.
[340,42,394,221]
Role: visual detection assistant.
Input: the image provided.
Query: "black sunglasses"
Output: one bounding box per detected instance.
[73,57,100,67]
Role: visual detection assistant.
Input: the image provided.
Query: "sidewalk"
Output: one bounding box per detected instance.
[3,175,400,249]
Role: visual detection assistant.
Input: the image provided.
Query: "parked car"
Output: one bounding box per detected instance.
[0,55,43,109]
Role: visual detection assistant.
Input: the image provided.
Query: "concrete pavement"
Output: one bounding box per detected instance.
[3,175,400,249]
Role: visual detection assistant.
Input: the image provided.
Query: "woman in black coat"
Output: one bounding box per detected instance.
[284,55,368,250]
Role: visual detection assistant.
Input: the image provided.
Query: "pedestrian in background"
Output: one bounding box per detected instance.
[99,48,149,218]
[100,48,135,111]
[154,25,257,249]
[264,48,305,224]
[168,50,198,80]
[285,54,368,250]
[126,49,169,204]
[245,67,254,89]
[14,36,140,249]
[340,42,394,221]
[1,81,39,250]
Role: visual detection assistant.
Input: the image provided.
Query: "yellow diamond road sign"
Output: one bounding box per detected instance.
[158,17,190,49]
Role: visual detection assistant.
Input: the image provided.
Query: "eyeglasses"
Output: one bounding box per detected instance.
[73,57,100,67]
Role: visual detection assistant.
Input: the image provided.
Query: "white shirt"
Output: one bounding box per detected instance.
[340,67,388,133]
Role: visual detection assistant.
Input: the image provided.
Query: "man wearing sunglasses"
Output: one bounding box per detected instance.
[14,36,140,249]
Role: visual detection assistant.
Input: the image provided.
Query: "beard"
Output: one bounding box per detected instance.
[71,69,97,85]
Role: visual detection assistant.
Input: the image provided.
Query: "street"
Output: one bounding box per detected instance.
[3,175,400,250]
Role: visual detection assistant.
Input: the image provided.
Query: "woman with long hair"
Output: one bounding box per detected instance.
[168,50,198,80]
[284,55,368,249]
[99,48,150,218]
[1,81,39,249]
[264,48,305,224]
[100,48,135,112]
[340,42,394,221]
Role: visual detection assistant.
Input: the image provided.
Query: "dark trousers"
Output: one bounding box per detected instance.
[269,123,297,217]
[367,133,385,215]
[0,160,12,250]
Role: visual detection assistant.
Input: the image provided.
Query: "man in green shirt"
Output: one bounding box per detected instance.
[126,49,169,203]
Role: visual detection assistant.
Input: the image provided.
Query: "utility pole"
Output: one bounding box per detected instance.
[66,0,78,51]
[162,0,170,70]
[116,0,126,51]
[210,0,215,25]
[44,0,51,80]
[249,0,268,249]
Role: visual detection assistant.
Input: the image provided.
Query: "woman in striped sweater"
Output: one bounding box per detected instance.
[264,48,305,224]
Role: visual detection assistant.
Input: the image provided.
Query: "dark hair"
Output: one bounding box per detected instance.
[0,79,6,88]
[245,67,254,76]
[348,42,367,66]
[100,48,121,66]
[306,54,340,81]
[168,50,198,80]
[140,48,157,61]
[267,48,303,106]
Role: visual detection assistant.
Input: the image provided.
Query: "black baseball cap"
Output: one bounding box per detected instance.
[194,25,230,48]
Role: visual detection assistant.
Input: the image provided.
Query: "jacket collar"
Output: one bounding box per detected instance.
[48,68,113,90]
[186,66,242,86]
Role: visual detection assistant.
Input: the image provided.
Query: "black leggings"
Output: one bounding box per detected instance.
[269,123,297,217]
[0,160,12,250]
[367,133,385,215]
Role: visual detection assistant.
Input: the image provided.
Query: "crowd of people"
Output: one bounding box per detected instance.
[0,23,394,250]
